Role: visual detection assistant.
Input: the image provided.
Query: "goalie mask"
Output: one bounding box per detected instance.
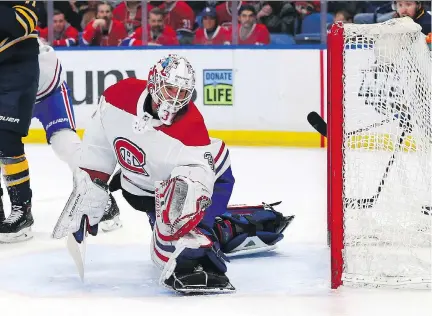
[147,54,196,125]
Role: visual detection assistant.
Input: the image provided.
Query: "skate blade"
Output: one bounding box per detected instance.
[0,226,33,243]
[100,215,123,232]
[226,244,277,257]
[167,283,236,295]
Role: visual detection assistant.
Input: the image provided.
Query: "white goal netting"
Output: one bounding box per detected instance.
[339,17,432,287]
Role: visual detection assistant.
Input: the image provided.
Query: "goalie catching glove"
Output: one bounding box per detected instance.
[52,168,110,240]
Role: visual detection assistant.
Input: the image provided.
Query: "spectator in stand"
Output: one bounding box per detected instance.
[159,0,195,31]
[113,1,154,35]
[77,1,100,31]
[120,7,179,46]
[334,9,353,23]
[188,1,223,16]
[293,1,321,34]
[255,1,297,35]
[354,1,431,34]
[293,1,321,17]
[327,1,366,16]
[194,7,231,45]
[231,4,270,45]
[216,1,245,27]
[82,2,128,46]
[54,1,83,31]
[393,1,431,35]
[39,10,79,47]
[353,1,396,24]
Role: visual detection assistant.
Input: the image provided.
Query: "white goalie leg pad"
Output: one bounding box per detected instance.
[52,168,110,239]
[155,176,212,240]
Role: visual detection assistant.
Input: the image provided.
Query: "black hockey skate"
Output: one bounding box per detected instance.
[0,188,5,222]
[0,200,34,243]
[164,263,235,295]
[100,193,122,232]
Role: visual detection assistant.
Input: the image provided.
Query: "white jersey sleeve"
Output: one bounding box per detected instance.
[77,96,117,175]
[37,39,66,102]
[208,138,231,179]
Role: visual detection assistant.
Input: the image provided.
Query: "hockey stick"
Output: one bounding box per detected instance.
[307,111,409,209]
[307,112,327,137]
[307,111,390,138]
[66,215,89,282]
[344,129,407,209]
[67,231,87,282]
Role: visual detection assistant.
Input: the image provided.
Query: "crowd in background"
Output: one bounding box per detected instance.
[34,1,432,46]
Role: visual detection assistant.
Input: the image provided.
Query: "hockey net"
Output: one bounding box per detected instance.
[328,17,432,289]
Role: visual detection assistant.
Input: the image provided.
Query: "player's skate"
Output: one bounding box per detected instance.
[100,194,122,232]
[155,224,236,294]
[0,200,33,243]
[163,261,235,294]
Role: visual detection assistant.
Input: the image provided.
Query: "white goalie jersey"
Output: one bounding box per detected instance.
[77,78,223,198]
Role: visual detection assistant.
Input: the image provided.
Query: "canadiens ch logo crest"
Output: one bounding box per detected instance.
[113,137,149,176]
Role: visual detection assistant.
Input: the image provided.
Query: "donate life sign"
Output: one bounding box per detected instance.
[203,69,234,106]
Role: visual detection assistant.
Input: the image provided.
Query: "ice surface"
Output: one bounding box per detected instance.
[0,145,431,316]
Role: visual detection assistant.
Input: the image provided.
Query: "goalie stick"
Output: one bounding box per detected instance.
[307,111,409,209]
[66,215,89,282]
